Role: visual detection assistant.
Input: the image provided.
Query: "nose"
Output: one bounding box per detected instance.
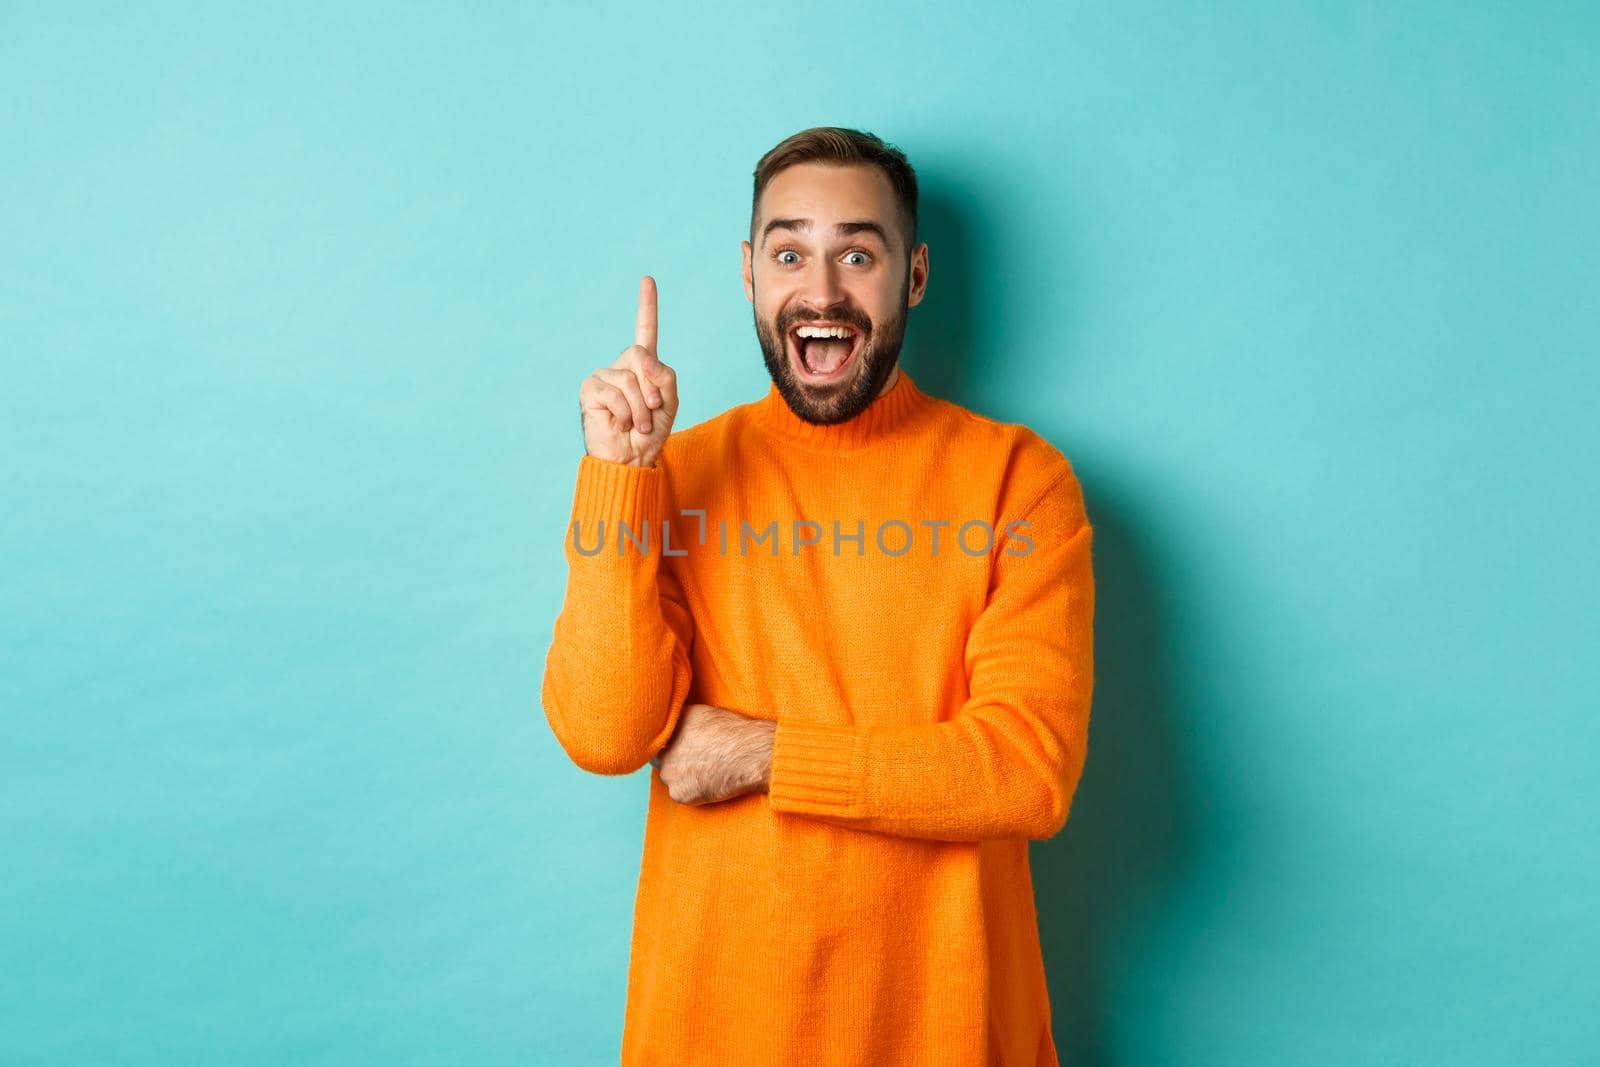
[799,256,846,309]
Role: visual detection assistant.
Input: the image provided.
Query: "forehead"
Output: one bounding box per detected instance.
[757,162,896,229]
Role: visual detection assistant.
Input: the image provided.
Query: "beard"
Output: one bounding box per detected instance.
[754,266,911,425]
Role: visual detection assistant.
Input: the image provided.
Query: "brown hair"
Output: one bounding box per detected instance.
[751,126,919,258]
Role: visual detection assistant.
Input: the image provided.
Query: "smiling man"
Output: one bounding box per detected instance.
[541,126,1096,1067]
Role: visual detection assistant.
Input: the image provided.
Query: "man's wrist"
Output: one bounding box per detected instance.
[746,719,776,794]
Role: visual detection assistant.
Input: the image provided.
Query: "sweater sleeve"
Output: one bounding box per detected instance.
[766,469,1095,842]
[540,453,696,776]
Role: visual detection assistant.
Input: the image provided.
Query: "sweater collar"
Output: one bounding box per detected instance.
[750,367,933,452]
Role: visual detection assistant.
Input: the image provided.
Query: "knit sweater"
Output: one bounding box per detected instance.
[541,369,1095,1067]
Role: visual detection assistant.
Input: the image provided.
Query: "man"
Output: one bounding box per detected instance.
[541,126,1095,1067]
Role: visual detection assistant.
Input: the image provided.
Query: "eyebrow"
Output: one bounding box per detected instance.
[761,217,890,249]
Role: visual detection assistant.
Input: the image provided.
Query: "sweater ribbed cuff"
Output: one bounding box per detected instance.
[571,454,663,539]
[767,719,865,818]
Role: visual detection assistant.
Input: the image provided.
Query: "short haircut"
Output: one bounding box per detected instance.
[750,126,919,258]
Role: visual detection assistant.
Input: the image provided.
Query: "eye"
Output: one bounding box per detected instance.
[775,249,800,265]
[845,251,871,266]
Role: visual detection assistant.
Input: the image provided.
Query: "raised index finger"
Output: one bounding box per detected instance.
[635,274,658,354]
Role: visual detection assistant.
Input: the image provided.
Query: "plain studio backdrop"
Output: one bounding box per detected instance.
[2,3,1595,1065]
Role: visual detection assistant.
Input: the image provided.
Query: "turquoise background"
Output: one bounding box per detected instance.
[3,3,1596,1064]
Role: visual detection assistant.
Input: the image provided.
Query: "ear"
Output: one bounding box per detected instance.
[906,242,930,309]
[741,240,754,303]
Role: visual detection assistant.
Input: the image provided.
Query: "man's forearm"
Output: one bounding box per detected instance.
[542,455,696,775]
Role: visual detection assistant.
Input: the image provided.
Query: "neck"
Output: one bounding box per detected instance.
[876,362,900,398]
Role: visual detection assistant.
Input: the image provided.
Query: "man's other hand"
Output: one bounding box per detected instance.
[649,703,775,806]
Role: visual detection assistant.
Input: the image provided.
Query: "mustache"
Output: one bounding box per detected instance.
[782,312,870,333]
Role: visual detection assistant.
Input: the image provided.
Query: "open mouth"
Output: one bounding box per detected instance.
[787,323,864,383]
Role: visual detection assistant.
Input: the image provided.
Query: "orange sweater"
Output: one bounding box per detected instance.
[541,369,1095,1067]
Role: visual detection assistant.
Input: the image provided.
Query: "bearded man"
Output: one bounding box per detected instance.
[542,125,1096,1067]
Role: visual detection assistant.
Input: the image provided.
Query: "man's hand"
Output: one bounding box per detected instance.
[579,274,680,468]
[649,703,775,806]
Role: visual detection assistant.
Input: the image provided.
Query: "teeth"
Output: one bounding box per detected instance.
[794,325,856,339]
